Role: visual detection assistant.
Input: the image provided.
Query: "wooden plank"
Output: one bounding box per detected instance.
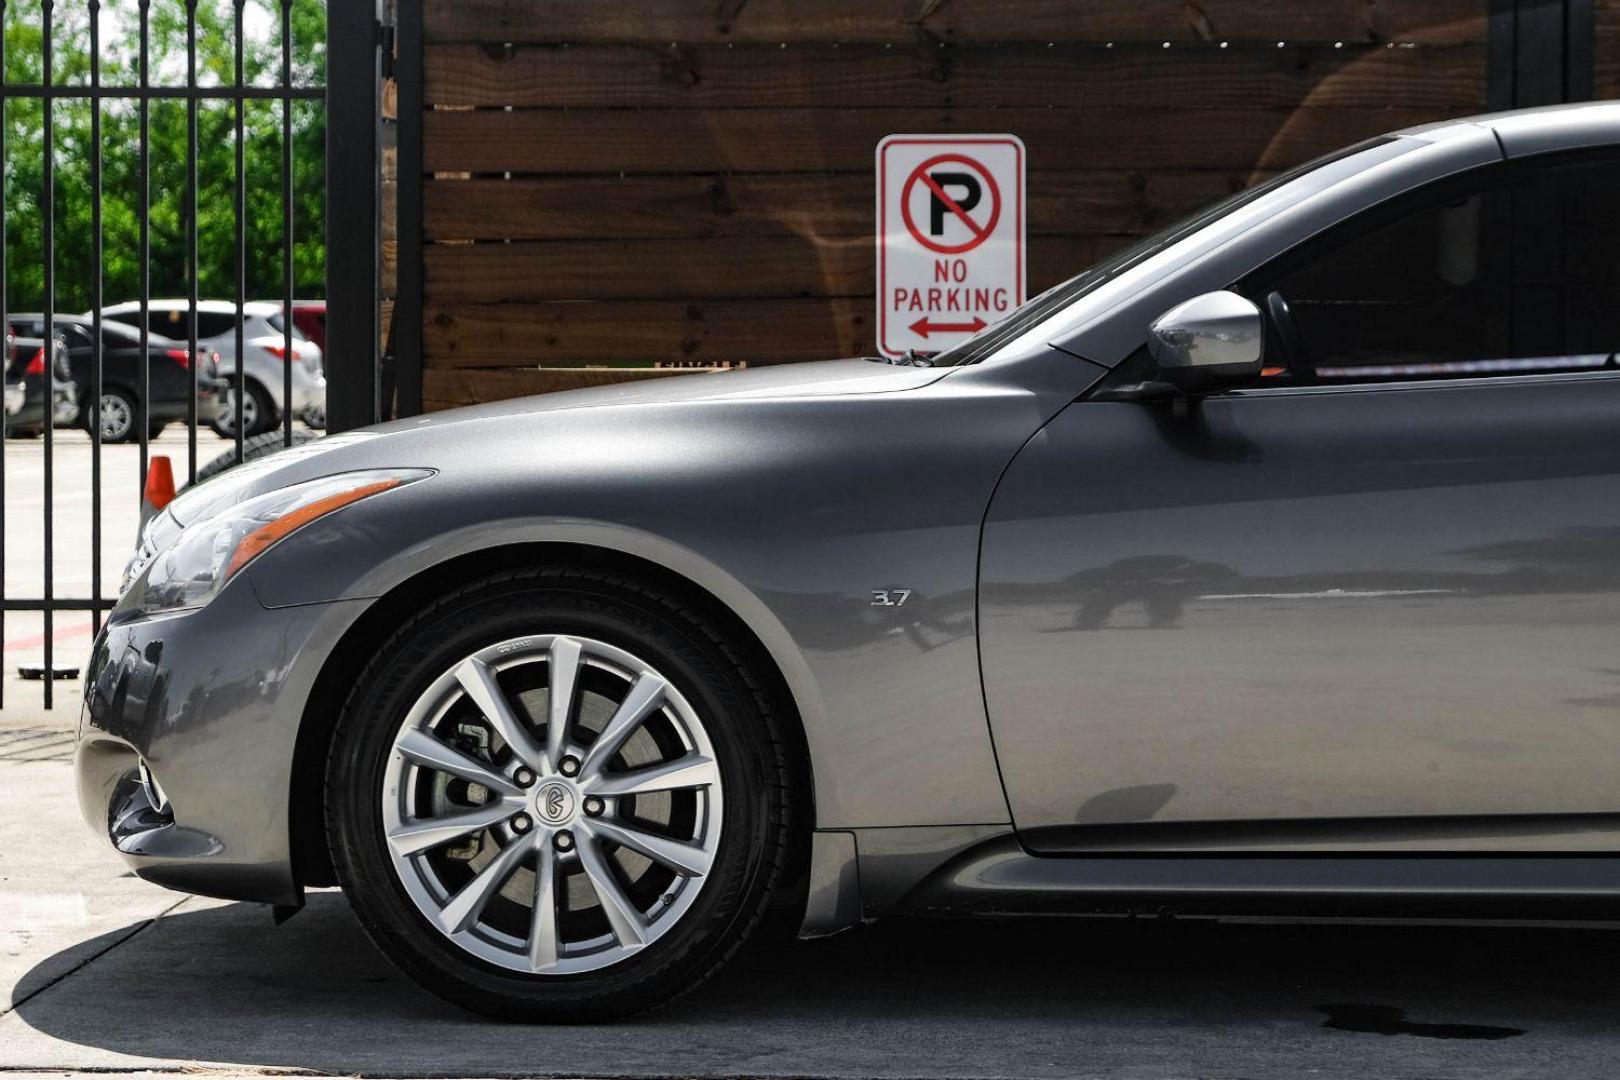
[381,179,397,242]
[424,105,1440,174]
[423,365,717,410]
[423,0,1489,46]
[422,234,1126,302]
[1599,0,1620,99]
[425,42,1484,111]
[423,170,1253,242]
[382,239,397,297]
[424,298,880,366]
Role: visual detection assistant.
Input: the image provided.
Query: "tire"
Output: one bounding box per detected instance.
[187,427,319,488]
[325,567,793,1021]
[211,380,274,439]
[94,388,140,443]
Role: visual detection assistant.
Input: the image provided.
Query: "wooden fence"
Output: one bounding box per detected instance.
[391,0,1615,412]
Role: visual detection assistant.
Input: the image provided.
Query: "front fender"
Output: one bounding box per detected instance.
[240,377,1086,831]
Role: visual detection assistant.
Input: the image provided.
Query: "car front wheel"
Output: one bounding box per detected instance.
[325,567,793,1021]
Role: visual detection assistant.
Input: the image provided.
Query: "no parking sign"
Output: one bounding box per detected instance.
[876,134,1025,358]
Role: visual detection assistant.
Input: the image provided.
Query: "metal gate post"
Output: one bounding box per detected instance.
[326,0,384,433]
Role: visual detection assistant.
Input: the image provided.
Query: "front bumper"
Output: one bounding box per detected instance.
[75,579,367,906]
[291,371,326,416]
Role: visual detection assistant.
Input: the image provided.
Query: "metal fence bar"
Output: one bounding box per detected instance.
[186,0,199,483]
[2,599,117,613]
[41,0,54,708]
[233,0,245,464]
[326,0,381,433]
[0,84,324,99]
[1,0,8,712]
[138,1,152,504]
[394,0,423,418]
[282,0,293,449]
[90,0,104,632]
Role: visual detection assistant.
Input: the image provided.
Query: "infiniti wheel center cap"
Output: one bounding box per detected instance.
[534,781,578,826]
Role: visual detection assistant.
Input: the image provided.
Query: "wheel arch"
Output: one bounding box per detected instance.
[218,373,282,426]
[288,540,817,899]
[244,373,280,411]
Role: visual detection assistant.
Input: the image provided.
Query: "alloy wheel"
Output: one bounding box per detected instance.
[98,393,133,441]
[381,634,723,975]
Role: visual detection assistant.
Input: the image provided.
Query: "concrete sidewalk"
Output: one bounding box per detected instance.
[6,756,1620,1078]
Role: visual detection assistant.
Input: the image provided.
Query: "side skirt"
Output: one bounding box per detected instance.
[902,835,1620,920]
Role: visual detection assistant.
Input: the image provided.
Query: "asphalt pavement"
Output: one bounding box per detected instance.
[4,725,1620,1079]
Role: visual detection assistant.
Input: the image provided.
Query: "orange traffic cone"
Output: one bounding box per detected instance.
[141,455,176,527]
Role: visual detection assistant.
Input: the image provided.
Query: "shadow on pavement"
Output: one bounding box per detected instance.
[14,891,1620,1077]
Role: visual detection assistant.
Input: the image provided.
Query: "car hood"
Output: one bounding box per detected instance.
[167,358,949,524]
[395,358,948,426]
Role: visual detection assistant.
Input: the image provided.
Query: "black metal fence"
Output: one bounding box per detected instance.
[0,0,381,710]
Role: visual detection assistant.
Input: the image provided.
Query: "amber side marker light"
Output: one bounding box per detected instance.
[225,478,403,579]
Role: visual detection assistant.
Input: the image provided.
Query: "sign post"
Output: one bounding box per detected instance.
[876,134,1025,358]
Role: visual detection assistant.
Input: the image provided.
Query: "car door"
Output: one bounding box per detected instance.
[978,149,1620,853]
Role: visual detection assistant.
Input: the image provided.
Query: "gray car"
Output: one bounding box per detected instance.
[76,103,1620,1021]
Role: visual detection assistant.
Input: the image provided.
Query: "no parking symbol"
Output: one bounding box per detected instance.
[877,134,1024,358]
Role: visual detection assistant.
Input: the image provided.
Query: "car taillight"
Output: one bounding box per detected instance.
[263,344,301,362]
[209,351,221,375]
[166,348,191,369]
[24,347,45,375]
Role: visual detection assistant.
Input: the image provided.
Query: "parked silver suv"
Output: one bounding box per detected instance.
[95,299,326,437]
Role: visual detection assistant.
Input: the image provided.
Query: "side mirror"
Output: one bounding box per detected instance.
[1146,290,1264,396]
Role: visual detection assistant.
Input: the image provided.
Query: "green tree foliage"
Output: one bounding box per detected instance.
[3,0,326,315]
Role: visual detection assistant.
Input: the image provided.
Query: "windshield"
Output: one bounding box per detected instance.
[926,137,1396,367]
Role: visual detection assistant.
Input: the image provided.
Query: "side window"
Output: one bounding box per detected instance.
[151,308,190,339]
[195,312,238,338]
[1244,152,1620,383]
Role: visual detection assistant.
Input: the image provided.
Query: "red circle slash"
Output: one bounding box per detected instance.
[900,153,1002,255]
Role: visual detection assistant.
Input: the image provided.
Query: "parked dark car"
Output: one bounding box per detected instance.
[77,103,1620,1022]
[3,330,77,437]
[9,314,224,442]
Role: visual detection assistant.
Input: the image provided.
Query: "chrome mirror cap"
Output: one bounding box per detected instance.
[1147,290,1265,394]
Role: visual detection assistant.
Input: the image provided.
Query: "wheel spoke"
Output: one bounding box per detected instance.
[436,832,534,935]
[387,801,516,858]
[577,835,646,947]
[396,728,522,797]
[527,843,560,971]
[579,673,667,778]
[589,818,711,878]
[546,637,583,771]
[457,657,547,770]
[589,753,718,798]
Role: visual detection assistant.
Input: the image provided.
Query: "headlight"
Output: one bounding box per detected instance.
[122,468,430,615]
